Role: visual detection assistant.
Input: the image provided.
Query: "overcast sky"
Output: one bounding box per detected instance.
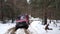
[27,0,30,4]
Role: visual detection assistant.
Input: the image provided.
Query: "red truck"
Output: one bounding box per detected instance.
[15,14,29,30]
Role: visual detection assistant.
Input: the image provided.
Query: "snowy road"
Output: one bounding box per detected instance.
[0,20,60,34]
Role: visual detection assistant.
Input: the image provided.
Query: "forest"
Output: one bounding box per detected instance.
[0,0,60,23]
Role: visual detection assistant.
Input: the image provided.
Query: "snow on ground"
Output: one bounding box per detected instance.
[0,17,60,34]
[0,23,16,34]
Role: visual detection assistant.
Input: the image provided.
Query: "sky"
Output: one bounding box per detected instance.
[27,0,31,4]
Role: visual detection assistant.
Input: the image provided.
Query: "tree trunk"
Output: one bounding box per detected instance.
[43,0,48,25]
[44,11,47,25]
[1,0,4,23]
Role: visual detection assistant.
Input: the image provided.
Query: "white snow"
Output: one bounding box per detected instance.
[0,23,16,34]
[0,17,60,34]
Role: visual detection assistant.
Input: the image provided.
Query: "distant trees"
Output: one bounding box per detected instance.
[0,0,20,23]
[30,0,60,25]
[0,0,60,23]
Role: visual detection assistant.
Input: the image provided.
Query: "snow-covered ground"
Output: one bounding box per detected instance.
[0,17,60,34]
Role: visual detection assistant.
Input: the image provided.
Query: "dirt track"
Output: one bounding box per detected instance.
[5,27,30,34]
